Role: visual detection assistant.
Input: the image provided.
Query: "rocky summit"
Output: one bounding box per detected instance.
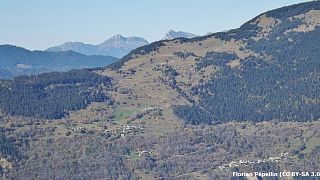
[47,34,149,57]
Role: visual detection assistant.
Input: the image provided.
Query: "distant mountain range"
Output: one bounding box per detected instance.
[162,30,199,40]
[0,30,199,79]
[46,34,149,58]
[0,45,118,79]
[47,31,199,57]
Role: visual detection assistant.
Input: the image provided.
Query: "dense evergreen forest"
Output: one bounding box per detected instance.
[174,12,320,125]
[0,70,112,119]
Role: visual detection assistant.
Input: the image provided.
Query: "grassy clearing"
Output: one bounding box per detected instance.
[114,108,136,122]
[113,103,151,124]
[127,150,141,160]
[304,137,320,153]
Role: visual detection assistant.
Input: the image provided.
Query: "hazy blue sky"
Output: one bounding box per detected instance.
[0,0,306,50]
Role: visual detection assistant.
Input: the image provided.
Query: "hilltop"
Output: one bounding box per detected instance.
[162,30,199,40]
[98,1,320,125]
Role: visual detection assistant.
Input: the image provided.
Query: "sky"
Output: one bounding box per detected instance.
[0,0,307,50]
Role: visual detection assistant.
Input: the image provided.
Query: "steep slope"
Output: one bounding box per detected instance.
[47,34,149,57]
[97,1,320,125]
[0,45,118,79]
[162,30,198,40]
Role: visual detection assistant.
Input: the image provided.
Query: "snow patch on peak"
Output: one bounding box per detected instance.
[163,30,198,40]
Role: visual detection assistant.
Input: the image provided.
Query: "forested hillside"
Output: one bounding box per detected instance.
[0,70,112,119]
[173,2,320,124]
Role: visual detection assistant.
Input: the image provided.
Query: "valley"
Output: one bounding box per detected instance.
[0,1,320,179]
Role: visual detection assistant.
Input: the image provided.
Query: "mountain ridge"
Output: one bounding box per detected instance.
[46,31,200,57]
[0,44,118,79]
[46,34,149,58]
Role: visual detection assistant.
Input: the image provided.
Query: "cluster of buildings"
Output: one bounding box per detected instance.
[102,124,145,137]
[69,126,85,131]
[143,106,157,112]
[0,157,12,172]
[218,152,289,170]
[118,124,144,133]
[138,150,151,157]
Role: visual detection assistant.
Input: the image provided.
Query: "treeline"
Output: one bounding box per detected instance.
[106,41,166,70]
[196,52,237,70]
[174,51,196,59]
[264,1,320,20]
[0,70,112,119]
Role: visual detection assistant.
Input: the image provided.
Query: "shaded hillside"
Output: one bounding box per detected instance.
[0,45,118,79]
[0,70,112,119]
